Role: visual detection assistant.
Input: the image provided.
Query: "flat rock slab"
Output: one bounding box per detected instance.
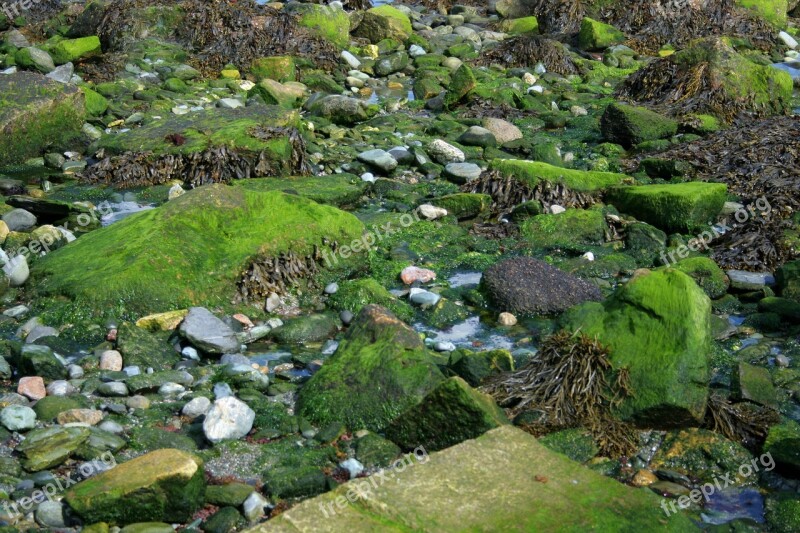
[246,425,696,532]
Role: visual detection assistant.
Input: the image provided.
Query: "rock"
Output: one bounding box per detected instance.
[352,5,412,43]
[127,395,151,409]
[357,149,398,173]
[728,270,776,291]
[206,483,255,507]
[36,500,67,528]
[482,257,602,316]
[562,269,711,426]
[607,182,727,233]
[443,64,476,108]
[779,31,798,49]
[99,350,123,371]
[3,208,36,231]
[179,307,241,355]
[3,254,29,287]
[400,266,437,285]
[417,204,448,221]
[65,448,206,524]
[776,260,800,301]
[498,312,517,326]
[15,47,55,73]
[117,323,180,371]
[5,29,30,48]
[263,426,697,530]
[324,282,339,295]
[204,507,243,532]
[733,362,778,408]
[443,162,482,184]
[242,491,270,522]
[434,341,456,352]
[17,426,91,471]
[306,95,367,125]
[374,52,410,77]
[46,380,76,396]
[386,377,508,451]
[601,103,678,147]
[182,397,211,419]
[449,349,513,386]
[340,310,354,325]
[457,126,497,147]
[97,382,129,397]
[0,405,37,431]
[763,419,800,473]
[482,117,523,145]
[57,408,104,425]
[26,325,58,343]
[409,288,441,306]
[18,376,47,400]
[270,314,339,344]
[50,36,101,64]
[341,50,361,69]
[46,62,75,84]
[297,305,444,430]
[578,17,626,50]
[203,397,255,443]
[0,72,84,166]
[427,139,465,165]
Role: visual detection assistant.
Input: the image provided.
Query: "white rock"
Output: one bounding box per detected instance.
[779,31,798,49]
[528,85,544,94]
[99,350,123,371]
[418,204,448,220]
[427,139,465,164]
[498,312,517,327]
[203,396,255,443]
[582,252,595,261]
[339,458,364,479]
[550,205,566,214]
[341,50,361,69]
[522,72,537,85]
[409,44,426,57]
[243,491,270,522]
[182,396,211,419]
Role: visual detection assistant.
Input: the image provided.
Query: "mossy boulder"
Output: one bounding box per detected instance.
[521,207,607,252]
[650,428,753,485]
[116,322,180,371]
[385,377,509,451]
[538,428,599,463]
[670,257,729,299]
[578,17,625,51]
[296,4,350,48]
[443,64,476,109]
[81,86,109,116]
[32,185,364,319]
[735,0,787,25]
[600,103,678,148]
[64,449,205,526]
[448,349,514,387]
[353,432,402,468]
[758,296,800,323]
[352,5,412,44]
[732,362,778,409]
[326,278,413,322]
[296,305,445,431]
[763,419,800,473]
[205,483,254,507]
[432,193,491,220]
[498,16,539,35]
[250,56,296,82]
[766,494,800,532]
[776,260,800,302]
[561,269,711,427]
[16,426,91,471]
[270,314,339,345]
[33,395,91,421]
[625,222,667,267]
[490,159,629,192]
[256,425,697,531]
[606,182,727,233]
[49,36,101,64]
[233,174,368,208]
[0,71,84,166]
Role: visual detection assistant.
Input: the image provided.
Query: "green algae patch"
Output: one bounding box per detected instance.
[64,449,205,526]
[49,36,101,64]
[578,17,625,51]
[490,159,629,192]
[296,305,445,431]
[296,4,350,48]
[326,278,413,322]
[32,185,364,319]
[735,0,787,25]
[232,174,367,208]
[600,102,678,147]
[247,426,697,532]
[521,207,607,252]
[561,269,711,427]
[606,182,727,233]
[764,419,800,473]
[669,256,729,299]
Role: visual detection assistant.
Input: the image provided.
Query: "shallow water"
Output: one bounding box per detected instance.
[700,487,764,526]
[101,201,155,226]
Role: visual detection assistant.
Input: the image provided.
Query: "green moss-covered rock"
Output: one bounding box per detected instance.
[538,428,599,463]
[270,314,339,345]
[650,428,753,485]
[443,64,476,109]
[49,36,101,64]
[625,222,667,267]
[432,193,491,220]
[296,5,350,48]
[250,56,296,82]
[0,71,84,166]
[735,0,787,25]
[385,377,509,451]
[490,159,629,192]
[17,426,91,471]
[19,344,66,380]
[33,395,91,421]
[763,419,800,473]
[296,305,445,431]
[670,257,729,299]
[758,296,800,323]
[204,507,244,533]
[448,349,514,387]
[607,182,727,233]
[578,17,625,51]
[732,362,778,408]
[32,185,364,319]
[600,103,678,147]
[326,278,413,322]
[254,425,697,531]
[776,260,800,302]
[561,269,711,427]
[64,449,205,526]
[234,174,367,208]
[498,16,539,35]
[116,322,180,371]
[81,86,108,116]
[353,432,402,468]
[521,207,607,252]
[766,494,800,533]
[205,483,254,507]
[353,5,412,44]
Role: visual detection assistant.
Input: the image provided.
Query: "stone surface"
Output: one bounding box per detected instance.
[179,307,241,355]
[203,397,255,443]
[18,376,47,400]
[0,404,37,431]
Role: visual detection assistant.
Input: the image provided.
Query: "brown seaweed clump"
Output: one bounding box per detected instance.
[479,35,579,76]
[705,393,780,451]
[482,330,637,456]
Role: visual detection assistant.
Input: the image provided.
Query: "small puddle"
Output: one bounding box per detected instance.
[101,201,155,226]
[415,316,515,351]
[700,487,764,526]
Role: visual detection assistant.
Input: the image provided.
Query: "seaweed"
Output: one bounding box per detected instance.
[479,35,579,75]
[482,330,637,456]
[705,393,780,451]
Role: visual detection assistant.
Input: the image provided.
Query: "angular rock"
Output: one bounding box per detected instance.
[17,426,91,471]
[179,307,240,355]
[600,103,678,147]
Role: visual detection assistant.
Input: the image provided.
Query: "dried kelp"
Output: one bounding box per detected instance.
[250,126,312,177]
[82,135,310,189]
[632,116,800,270]
[235,241,338,307]
[482,330,637,456]
[705,393,780,451]
[479,35,579,76]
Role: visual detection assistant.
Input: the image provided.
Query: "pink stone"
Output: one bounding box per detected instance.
[400,266,437,285]
[99,350,123,371]
[18,376,46,400]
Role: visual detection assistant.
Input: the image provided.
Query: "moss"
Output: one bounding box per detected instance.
[600,103,678,147]
[521,207,607,252]
[385,377,509,451]
[625,222,667,267]
[297,306,445,431]
[448,349,514,387]
[499,16,539,35]
[776,260,800,302]
[80,86,108,116]
[650,428,753,485]
[443,64,477,109]
[32,186,364,320]
[682,114,721,134]
[327,278,413,322]
[368,5,412,36]
[250,56,296,82]
[766,494,800,532]
[578,17,625,51]
[607,182,727,233]
[490,159,629,192]
[735,0,787,25]
[233,174,366,208]
[561,269,711,427]
[33,395,91,421]
[49,36,100,64]
[538,428,599,463]
[353,432,402,468]
[296,5,350,48]
[670,257,729,299]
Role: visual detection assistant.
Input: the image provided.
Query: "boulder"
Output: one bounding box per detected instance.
[49,36,101,64]
[578,17,625,50]
[352,5,412,43]
[17,426,92,471]
[179,307,240,355]
[306,95,368,125]
[600,103,678,147]
[561,269,711,427]
[482,257,602,316]
[764,419,800,473]
[65,449,205,525]
[203,397,255,443]
[297,305,445,431]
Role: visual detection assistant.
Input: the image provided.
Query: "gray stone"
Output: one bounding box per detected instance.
[45,62,74,84]
[214,382,233,399]
[2,208,36,231]
[3,254,29,287]
[46,380,76,397]
[409,288,441,306]
[458,126,496,148]
[444,162,482,184]
[341,50,361,69]
[18,47,55,73]
[203,397,255,443]
[179,307,241,354]
[727,270,776,290]
[243,491,270,522]
[96,382,129,397]
[324,282,339,295]
[35,500,66,528]
[1,405,36,431]
[357,149,398,173]
[339,458,364,479]
[182,396,211,419]
[26,325,58,344]
[427,139,465,164]
[5,29,30,48]
[217,97,244,109]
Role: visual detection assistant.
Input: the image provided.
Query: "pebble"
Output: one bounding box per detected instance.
[400,266,437,285]
[498,312,518,326]
[182,396,212,419]
[100,350,124,371]
[181,346,200,361]
[203,397,255,443]
[46,380,76,397]
[409,288,441,306]
[409,44,426,57]
[0,405,36,431]
[35,500,66,528]
[341,50,361,69]
[444,162,482,183]
[57,408,104,425]
[631,469,658,487]
[550,205,566,214]
[324,282,339,295]
[582,252,595,261]
[18,376,46,401]
[98,420,124,434]
[361,172,376,183]
[159,382,185,397]
[339,458,365,479]
[434,341,457,352]
[357,149,398,173]
[243,491,270,522]
[3,305,29,318]
[97,382,129,397]
[427,139,465,164]
[67,364,85,379]
[418,204,448,220]
[340,310,354,325]
[779,31,798,50]
[126,395,150,409]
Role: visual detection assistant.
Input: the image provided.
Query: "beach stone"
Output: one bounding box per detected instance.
[182,397,212,419]
[203,397,255,443]
[100,350,123,371]
[57,408,103,425]
[427,139,465,164]
[418,204,448,220]
[357,149,398,173]
[179,307,241,354]
[443,162,482,183]
[0,405,37,431]
[18,376,46,400]
[482,117,523,144]
[400,266,437,285]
